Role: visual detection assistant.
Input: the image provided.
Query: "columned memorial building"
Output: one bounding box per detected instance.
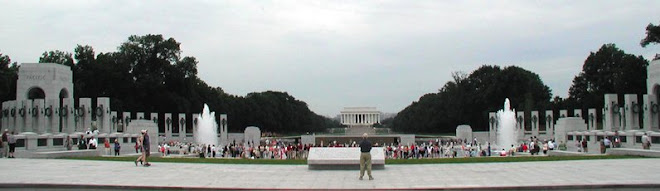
[339,107,381,127]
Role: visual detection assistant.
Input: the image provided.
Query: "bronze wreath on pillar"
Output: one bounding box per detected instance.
[60,106,68,117]
[96,105,103,117]
[18,108,25,117]
[10,108,15,117]
[45,106,52,117]
[31,106,38,117]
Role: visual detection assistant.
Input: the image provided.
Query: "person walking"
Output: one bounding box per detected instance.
[135,130,145,166]
[642,133,651,150]
[65,135,73,150]
[2,129,9,158]
[8,131,16,158]
[104,139,111,155]
[114,139,121,156]
[359,133,374,180]
[142,129,151,166]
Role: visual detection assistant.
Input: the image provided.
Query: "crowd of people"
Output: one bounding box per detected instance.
[157,139,313,160]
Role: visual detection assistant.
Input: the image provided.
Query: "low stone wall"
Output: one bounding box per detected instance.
[17,149,101,159]
[547,150,595,157]
[607,148,660,158]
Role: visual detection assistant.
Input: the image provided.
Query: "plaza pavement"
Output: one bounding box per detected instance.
[1,158,660,190]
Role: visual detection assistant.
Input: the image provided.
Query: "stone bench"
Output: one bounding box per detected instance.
[307,147,385,170]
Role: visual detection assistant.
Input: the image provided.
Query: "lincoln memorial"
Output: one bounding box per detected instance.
[339,107,381,127]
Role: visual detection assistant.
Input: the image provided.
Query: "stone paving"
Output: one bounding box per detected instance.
[1,158,660,190]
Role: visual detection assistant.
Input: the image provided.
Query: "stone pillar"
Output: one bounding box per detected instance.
[603,94,620,131]
[136,112,144,120]
[587,108,597,130]
[488,112,497,144]
[62,98,74,134]
[18,100,29,132]
[545,110,554,138]
[573,109,582,118]
[164,113,172,140]
[559,110,568,118]
[220,114,228,146]
[516,111,524,140]
[643,94,659,131]
[8,101,17,133]
[45,99,57,133]
[624,94,640,130]
[150,112,158,127]
[122,112,131,131]
[78,98,92,132]
[1,101,7,131]
[31,99,45,133]
[178,113,186,141]
[531,111,539,137]
[110,111,118,133]
[192,113,199,141]
[96,97,111,134]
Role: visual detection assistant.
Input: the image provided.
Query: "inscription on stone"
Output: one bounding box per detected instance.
[24,75,46,81]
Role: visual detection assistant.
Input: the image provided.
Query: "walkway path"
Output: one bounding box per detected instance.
[1,158,660,190]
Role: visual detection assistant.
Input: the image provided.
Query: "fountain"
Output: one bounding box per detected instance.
[195,104,218,146]
[496,98,517,149]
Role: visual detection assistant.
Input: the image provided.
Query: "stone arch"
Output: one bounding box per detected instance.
[59,88,69,99]
[27,87,45,100]
[59,88,69,132]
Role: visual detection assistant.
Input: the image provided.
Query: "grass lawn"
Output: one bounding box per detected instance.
[62,155,643,165]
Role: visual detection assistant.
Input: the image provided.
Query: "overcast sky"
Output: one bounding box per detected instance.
[1,1,659,117]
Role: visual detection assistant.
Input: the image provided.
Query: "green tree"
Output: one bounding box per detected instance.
[0,53,18,102]
[39,50,74,66]
[640,21,660,60]
[390,65,551,133]
[34,34,337,134]
[568,44,648,108]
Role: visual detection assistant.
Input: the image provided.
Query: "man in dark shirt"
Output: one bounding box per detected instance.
[359,133,374,180]
[143,130,151,166]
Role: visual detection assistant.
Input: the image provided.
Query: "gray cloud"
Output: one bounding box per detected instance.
[1,0,658,116]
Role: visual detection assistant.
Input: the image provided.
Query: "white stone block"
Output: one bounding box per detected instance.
[455,125,472,141]
[244,126,261,146]
[307,147,385,170]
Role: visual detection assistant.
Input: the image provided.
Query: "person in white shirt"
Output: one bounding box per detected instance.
[88,136,98,149]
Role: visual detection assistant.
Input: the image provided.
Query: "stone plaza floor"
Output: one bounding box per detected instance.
[1,158,660,190]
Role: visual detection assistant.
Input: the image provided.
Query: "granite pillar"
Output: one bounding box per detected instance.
[643,94,659,131]
[624,94,640,130]
[96,97,111,134]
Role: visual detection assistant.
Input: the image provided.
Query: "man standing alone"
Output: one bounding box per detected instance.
[359,133,374,180]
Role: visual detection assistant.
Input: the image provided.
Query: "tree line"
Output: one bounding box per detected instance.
[0,34,340,133]
[388,21,660,133]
